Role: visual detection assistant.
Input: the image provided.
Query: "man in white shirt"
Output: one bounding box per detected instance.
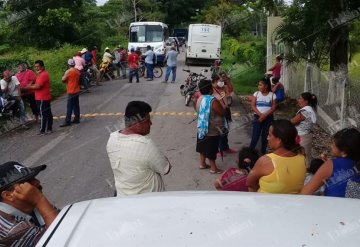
[106,101,171,196]
[144,45,155,81]
[0,70,29,129]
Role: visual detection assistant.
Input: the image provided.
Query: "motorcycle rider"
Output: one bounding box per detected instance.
[100,47,114,81]
[0,70,29,129]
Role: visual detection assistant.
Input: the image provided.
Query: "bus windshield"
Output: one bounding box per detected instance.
[130,25,164,43]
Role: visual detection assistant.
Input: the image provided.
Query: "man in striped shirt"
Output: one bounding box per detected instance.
[0,161,58,246]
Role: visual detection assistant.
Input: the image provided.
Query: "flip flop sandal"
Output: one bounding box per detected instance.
[210,169,223,174]
[199,164,211,169]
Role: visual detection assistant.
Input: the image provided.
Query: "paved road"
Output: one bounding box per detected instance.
[0,53,252,208]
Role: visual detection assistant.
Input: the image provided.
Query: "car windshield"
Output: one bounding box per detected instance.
[130,25,163,42]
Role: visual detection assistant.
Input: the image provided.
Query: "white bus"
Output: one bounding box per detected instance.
[186,24,221,65]
[128,22,169,65]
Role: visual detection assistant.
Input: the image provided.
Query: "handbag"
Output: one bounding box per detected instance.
[219,168,248,191]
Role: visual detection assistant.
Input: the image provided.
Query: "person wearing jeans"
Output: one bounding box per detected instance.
[60,59,81,127]
[144,45,154,81]
[164,47,178,83]
[64,94,80,124]
[249,78,276,154]
[212,76,237,155]
[250,114,274,154]
[0,70,29,129]
[120,47,128,79]
[37,100,53,134]
[128,48,140,83]
[16,63,39,122]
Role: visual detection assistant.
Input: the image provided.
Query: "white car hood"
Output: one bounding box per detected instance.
[37,191,360,246]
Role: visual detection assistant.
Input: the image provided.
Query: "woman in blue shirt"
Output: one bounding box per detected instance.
[301,128,360,197]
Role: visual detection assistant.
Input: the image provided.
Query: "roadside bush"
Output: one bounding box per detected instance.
[101,35,128,52]
[222,36,266,94]
[232,67,263,94]
[0,44,11,55]
[0,44,82,98]
[0,58,30,73]
[28,44,83,98]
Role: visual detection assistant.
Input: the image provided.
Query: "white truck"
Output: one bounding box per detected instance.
[186,24,221,65]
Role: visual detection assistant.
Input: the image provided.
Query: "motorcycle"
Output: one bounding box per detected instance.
[0,96,20,119]
[99,61,115,81]
[180,69,208,106]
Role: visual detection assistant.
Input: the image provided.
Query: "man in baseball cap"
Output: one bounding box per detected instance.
[0,161,58,246]
[60,58,81,127]
[0,70,29,130]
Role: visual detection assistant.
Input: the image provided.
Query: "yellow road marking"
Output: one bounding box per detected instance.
[52,112,241,119]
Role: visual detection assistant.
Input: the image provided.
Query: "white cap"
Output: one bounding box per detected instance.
[67,59,75,66]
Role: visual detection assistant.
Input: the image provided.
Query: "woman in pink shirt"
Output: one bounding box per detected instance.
[268,55,282,81]
[73,51,88,91]
[73,52,85,71]
[16,63,39,122]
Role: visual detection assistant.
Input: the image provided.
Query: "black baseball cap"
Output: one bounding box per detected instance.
[0,161,46,192]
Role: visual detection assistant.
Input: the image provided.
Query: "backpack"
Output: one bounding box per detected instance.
[275,87,285,102]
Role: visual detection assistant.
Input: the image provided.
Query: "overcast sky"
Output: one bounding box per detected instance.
[97,0,108,6]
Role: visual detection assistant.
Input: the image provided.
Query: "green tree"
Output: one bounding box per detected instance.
[1,0,97,48]
[275,0,360,105]
[161,0,212,29]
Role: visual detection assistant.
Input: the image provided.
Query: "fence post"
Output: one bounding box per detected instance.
[339,76,348,129]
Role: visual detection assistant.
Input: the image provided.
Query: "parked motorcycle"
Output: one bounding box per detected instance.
[0,96,19,119]
[180,69,208,106]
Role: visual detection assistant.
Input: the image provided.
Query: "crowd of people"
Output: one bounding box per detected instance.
[0,49,359,245]
[192,61,360,198]
[0,43,180,134]
[103,69,360,199]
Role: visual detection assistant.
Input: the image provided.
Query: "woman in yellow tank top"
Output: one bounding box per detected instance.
[246,119,306,194]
